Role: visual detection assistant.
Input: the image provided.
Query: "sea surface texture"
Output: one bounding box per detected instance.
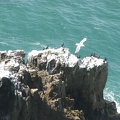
[0,0,120,112]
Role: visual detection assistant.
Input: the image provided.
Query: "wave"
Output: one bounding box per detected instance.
[29,42,47,49]
[104,88,120,113]
[0,42,9,46]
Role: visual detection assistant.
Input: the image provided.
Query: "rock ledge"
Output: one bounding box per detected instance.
[0,48,119,120]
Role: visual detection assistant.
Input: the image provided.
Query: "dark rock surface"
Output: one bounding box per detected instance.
[0,48,119,120]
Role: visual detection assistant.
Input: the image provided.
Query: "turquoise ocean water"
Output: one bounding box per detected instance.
[0,0,120,112]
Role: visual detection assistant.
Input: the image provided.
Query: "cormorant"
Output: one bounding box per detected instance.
[61,43,64,47]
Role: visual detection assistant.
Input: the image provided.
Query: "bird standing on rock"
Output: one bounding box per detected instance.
[61,43,64,47]
[103,57,107,62]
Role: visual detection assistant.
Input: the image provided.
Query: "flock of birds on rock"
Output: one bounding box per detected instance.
[0,38,107,96]
[42,37,107,63]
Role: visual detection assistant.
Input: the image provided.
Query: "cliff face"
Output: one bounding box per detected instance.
[0,48,119,120]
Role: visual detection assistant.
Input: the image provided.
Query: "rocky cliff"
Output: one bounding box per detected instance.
[0,47,119,120]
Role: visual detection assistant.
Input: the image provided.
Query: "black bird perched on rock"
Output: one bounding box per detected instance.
[103,57,107,62]
[43,46,49,50]
[45,46,49,49]
[93,53,96,57]
[61,43,64,47]
[91,53,93,56]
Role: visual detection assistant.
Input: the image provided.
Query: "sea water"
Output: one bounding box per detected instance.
[0,0,120,112]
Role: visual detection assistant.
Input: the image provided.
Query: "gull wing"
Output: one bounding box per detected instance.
[79,38,87,45]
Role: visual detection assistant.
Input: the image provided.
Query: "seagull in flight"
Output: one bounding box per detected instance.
[75,38,87,54]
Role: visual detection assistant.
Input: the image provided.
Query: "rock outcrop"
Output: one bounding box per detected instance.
[0,47,119,120]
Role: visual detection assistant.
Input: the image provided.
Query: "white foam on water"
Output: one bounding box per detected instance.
[0,42,9,45]
[104,88,120,113]
[30,42,46,48]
